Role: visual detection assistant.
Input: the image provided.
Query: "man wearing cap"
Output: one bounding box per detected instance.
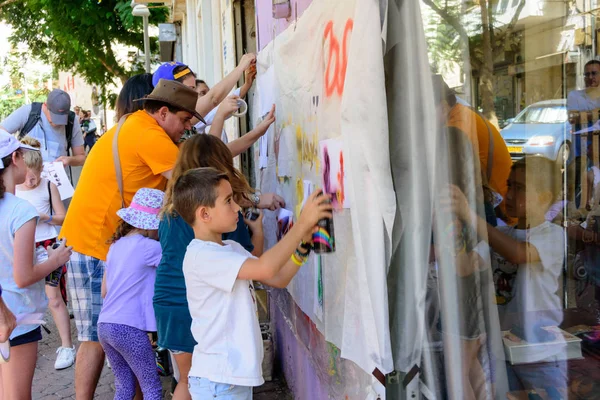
[0,89,86,168]
[59,79,203,399]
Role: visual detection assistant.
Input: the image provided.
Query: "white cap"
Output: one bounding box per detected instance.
[0,130,39,169]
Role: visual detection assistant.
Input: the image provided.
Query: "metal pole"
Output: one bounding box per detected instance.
[143,15,151,73]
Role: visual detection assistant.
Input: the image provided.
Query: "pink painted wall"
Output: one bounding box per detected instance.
[255,0,314,51]
[270,289,378,399]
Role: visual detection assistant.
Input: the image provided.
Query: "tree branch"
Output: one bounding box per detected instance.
[97,56,121,79]
[506,0,527,33]
[422,0,470,43]
[491,0,526,56]
[101,38,127,84]
[0,0,22,11]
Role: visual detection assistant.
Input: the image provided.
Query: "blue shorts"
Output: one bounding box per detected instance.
[188,377,252,400]
[9,326,42,347]
[67,251,105,342]
[507,359,568,391]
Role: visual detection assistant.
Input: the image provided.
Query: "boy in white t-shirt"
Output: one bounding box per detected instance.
[172,167,331,399]
[450,156,566,391]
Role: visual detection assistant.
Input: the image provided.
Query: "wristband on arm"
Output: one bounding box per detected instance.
[291,243,311,266]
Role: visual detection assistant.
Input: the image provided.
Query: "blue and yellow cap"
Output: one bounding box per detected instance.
[152,62,193,87]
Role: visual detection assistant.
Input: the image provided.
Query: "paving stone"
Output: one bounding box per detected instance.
[33,310,291,399]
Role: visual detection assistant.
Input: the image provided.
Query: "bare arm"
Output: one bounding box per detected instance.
[209,96,240,139]
[258,249,305,288]
[101,273,107,298]
[238,222,308,287]
[209,114,226,139]
[260,241,314,288]
[161,169,173,180]
[239,67,256,99]
[469,211,541,265]
[47,183,66,226]
[56,145,86,167]
[226,131,262,158]
[226,104,275,157]
[567,223,600,247]
[193,54,256,123]
[449,184,541,265]
[245,213,265,257]
[251,232,264,257]
[13,220,72,288]
[0,297,16,343]
[237,191,332,287]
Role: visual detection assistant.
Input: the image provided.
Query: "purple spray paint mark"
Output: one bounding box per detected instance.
[322,146,331,195]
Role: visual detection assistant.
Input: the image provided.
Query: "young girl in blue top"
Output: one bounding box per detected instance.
[15,136,75,370]
[98,187,165,400]
[0,131,72,398]
[154,133,284,399]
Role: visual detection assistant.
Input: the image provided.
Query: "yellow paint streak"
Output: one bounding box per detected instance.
[295,177,304,216]
[294,124,319,170]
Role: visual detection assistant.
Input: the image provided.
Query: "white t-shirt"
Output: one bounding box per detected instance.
[15,178,58,242]
[193,88,241,144]
[486,221,565,362]
[183,239,264,387]
[0,193,46,339]
[567,89,600,111]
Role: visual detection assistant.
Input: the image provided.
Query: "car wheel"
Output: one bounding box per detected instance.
[556,143,570,167]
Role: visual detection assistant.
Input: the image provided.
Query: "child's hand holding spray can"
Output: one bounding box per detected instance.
[312,198,335,254]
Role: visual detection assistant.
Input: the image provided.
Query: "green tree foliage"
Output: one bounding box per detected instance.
[422,0,525,125]
[0,46,51,119]
[0,86,49,120]
[0,0,169,87]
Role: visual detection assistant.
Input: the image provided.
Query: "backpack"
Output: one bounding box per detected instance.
[18,102,76,154]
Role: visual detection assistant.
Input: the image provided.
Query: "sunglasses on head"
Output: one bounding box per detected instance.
[585,71,599,77]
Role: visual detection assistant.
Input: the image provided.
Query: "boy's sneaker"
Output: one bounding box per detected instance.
[54,346,76,370]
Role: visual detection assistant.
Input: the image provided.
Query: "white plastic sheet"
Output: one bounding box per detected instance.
[252,0,395,384]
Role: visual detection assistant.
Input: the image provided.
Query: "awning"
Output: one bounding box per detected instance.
[509,50,576,75]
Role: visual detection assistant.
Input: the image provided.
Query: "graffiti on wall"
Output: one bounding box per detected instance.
[254,1,391,396]
[323,19,353,98]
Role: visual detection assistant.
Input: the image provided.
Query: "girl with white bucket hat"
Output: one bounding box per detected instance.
[97,187,165,400]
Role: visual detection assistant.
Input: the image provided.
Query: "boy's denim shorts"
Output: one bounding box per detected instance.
[188,377,252,400]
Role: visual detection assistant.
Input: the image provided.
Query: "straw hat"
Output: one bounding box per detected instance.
[135,79,206,124]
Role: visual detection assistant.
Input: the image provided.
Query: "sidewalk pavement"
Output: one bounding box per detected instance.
[32,311,291,399]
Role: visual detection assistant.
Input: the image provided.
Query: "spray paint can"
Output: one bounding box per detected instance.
[312,204,335,254]
[154,346,171,376]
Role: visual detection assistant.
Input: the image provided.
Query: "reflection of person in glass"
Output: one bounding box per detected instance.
[567,60,600,204]
[567,139,600,317]
[437,127,495,400]
[450,156,566,391]
[432,75,512,205]
[567,60,600,111]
